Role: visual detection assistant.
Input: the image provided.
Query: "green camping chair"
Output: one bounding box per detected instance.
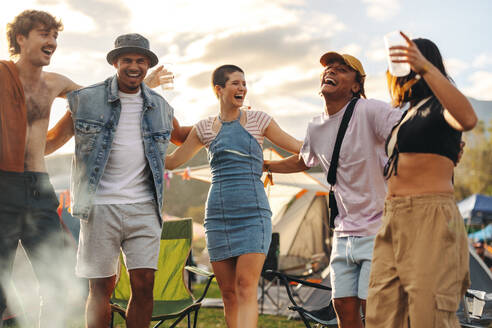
[110,218,215,328]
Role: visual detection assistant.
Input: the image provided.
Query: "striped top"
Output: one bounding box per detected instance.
[196,110,272,148]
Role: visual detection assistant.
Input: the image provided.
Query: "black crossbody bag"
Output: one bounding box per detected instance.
[327,98,358,229]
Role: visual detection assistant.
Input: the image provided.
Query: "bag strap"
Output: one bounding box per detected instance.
[326,98,358,187]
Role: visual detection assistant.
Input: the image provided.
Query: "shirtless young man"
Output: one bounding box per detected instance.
[0,10,188,327]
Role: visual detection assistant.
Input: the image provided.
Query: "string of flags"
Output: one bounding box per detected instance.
[164,170,173,188]
[57,190,71,217]
[164,167,192,188]
[263,171,274,188]
[165,166,274,189]
[182,167,191,181]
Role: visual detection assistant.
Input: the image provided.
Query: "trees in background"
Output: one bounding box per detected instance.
[455,120,492,200]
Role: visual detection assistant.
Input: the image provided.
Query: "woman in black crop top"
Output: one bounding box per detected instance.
[366,33,477,327]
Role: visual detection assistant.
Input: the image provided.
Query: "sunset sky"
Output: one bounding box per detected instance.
[1,0,491,154]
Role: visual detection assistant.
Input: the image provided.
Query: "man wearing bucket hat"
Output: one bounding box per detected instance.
[264,52,403,327]
[0,8,187,327]
[46,33,190,328]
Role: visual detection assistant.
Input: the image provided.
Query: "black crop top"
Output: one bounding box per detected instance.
[384,96,462,178]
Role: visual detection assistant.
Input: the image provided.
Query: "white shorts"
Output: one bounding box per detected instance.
[330,235,375,300]
[76,200,161,278]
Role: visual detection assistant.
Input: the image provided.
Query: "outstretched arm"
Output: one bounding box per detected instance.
[391,32,477,131]
[263,119,303,154]
[264,155,309,173]
[171,117,193,145]
[166,127,204,170]
[45,111,74,155]
[144,65,173,89]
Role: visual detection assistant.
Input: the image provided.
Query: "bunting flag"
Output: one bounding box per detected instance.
[182,167,191,181]
[56,190,75,245]
[57,190,71,217]
[164,170,173,188]
[263,171,274,188]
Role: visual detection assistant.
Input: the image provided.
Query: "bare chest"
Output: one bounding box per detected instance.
[23,81,54,125]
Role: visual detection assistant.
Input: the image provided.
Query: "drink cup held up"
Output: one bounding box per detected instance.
[384,31,411,77]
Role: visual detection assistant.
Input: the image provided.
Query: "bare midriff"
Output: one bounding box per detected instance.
[387,153,455,197]
[24,119,50,172]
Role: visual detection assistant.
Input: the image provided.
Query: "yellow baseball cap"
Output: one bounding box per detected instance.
[320,52,366,78]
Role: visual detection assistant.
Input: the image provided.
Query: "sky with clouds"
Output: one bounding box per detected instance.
[1,0,491,154]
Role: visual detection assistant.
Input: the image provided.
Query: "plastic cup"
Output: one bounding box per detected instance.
[159,63,177,102]
[384,31,411,77]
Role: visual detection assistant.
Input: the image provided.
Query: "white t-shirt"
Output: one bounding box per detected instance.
[94,90,154,204]
[300,98,403,237]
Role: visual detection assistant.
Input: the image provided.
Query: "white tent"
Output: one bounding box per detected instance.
[272,190,331,272]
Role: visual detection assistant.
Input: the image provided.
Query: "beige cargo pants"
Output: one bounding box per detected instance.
[366,193,470,328]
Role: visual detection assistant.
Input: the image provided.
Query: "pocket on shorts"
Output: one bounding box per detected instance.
[434,293,459,327]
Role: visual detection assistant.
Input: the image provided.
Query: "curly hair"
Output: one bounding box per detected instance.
[6,10,63,57]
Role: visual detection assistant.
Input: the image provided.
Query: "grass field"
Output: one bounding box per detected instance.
[4,281,310,328]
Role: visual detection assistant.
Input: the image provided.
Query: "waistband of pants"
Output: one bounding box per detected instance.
[0,169,49,177]
[384,192,455,211]
[0,169,50,183]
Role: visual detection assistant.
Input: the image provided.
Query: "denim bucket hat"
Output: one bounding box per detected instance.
[106,33,158,67]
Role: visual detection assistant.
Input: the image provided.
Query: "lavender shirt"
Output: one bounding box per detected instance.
[300,98,402,237]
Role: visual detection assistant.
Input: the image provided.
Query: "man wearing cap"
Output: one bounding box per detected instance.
[264,52,402,327]
[46,33,190,328]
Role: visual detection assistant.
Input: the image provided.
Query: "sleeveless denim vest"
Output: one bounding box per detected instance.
[67,75,173,221]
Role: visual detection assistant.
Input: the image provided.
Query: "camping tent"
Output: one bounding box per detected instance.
[469,224,492,242]
[459,194,492,226]
[271,190,331,272]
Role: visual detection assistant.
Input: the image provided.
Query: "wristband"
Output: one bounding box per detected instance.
[418,63,430,76]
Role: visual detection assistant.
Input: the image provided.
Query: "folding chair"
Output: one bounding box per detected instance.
[459,290,492,327]
[265,270,336,328]
[259,233,281,314]
[110,218,215,328]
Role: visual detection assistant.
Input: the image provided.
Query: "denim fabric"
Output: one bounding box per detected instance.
[329,235,375,299]
[0,170,65,324]
[205,112,272,262]
[67,75,173,221]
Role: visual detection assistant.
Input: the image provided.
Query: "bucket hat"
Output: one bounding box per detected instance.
[106,33,158,67]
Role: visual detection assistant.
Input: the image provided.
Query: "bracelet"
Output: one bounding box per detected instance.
[418,63,430,76]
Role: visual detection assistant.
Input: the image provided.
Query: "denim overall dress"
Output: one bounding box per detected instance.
[205,111,272,262]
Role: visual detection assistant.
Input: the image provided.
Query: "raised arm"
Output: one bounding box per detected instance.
[45,111,74,155]
[392,32,477,131]
[166,127,204,170]
[264,154,309,173]
[263,119,303,154]
[144,65,173,89]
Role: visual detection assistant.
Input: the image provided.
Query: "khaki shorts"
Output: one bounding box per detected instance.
[366,193,470,328]
[76,200,161,278]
